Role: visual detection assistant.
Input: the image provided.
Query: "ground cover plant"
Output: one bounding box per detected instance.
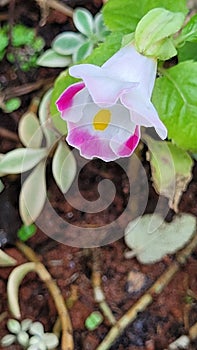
[0,0,197,349]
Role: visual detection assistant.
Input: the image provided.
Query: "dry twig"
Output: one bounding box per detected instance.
[16,240,74,350]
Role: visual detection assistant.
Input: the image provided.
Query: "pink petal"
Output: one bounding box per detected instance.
[69,64,138,106]
[111,126,140,157]
[56,82,85,112]
[67,125,117,161]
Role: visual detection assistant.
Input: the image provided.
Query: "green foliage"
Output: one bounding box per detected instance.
[125,213,196,264]
[102,0,187,34]
[38,8,110,68]
[0,23,45,71]
[3,98,21,113]
[135,8,184,60]
[17,224,37,242]
[178,42,197,62]
[145,137,193,212]
[152,61,197,152]
[1,319,59,349]
[85,311,103,331]
[175,13,197,46]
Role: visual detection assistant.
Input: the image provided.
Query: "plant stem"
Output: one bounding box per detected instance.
[96,231,197,350]
[92,249,116,326]
[16,240,74,350]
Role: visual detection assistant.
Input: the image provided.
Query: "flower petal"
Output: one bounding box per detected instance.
[69,64,138,106]
[111,126,140,157]
[61,87,91,123]
[102,45,157,97]
[56,82,85,112]
[121,89,167,139]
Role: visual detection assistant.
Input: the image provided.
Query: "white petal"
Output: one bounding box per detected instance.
[102,45,157,97]
[121,89,167,139]
[69,64,137,106]
[61,87,90,122]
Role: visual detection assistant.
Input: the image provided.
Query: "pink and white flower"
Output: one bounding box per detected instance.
[56,44,167,161]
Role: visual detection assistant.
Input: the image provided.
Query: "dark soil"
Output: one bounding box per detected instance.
[0,1,197,350]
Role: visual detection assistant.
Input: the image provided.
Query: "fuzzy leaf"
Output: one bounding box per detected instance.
[0,249,17,266]
[43,333,59,348]
[7,263,36,318]
[0,148,47,175]
[125,214,196,264]
[37,49,71,68]
[146,137,194,212]
[73,41,93,63]
[52,32,85,55]
[38,88,59,146]
[52,141,76,193]
[1,334,16,347]
[73,8,94,37]
[19,161,46,225]
[102,0,187,34]
[18,112,43,148]
[152,61,197,152]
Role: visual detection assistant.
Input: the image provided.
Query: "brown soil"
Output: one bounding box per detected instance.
[0,1,197,350]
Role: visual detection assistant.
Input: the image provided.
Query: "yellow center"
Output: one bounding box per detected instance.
[93,109,111,131]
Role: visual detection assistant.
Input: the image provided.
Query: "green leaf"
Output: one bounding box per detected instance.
[73,40,93,63]
[73,8,94,37]
[0,28,8,51]
[19,161,46,225]
[0,249,17,267]
[52,141,76,193]
[1,334,16,347]
[29,322,44,336]
[4,98,21,113]
[152,61,197,152]
[0,179,4,193]
[145,137,194,212]
[38,88,59,146]
[37,49,71,68]
[18,112,43,148]
[176,13,197,45]
[0,148,47,175]
[43,333,59,348]
[103,0,187,34]
[94,13,110,41]
[124,213,196,264]
[178,41,197,61]
[7,319,21,334]
[52,32,85,55]
[17,331,29,347]
[17,224,37,242]
[135,8,184,59]
[85,311,103,331]
[12,24,35,46]
[7,263,36,318]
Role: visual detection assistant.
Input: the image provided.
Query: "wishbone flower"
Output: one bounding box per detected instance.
[56,44,167,161]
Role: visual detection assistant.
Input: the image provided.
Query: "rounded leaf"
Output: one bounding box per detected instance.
[19,112,43,148]
[7,263,36,318]
[52,32,85,55]
[17,331,29,347]
[38,88,58,147]
[125,214,196,264]
[43,333,59,348]
[73,41,93,63]
[37,49,71,68]
[52,141,76,193]
[1,334,16,346]
[0,148,47,175]
[7,319,21,334]
[19,161,47,225]
[94,13,110,40]
[73,8,94,37]
[21,319,33,331]
[29,322,44,336]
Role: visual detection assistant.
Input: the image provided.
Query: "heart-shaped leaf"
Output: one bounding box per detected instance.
[125,214,196,264]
